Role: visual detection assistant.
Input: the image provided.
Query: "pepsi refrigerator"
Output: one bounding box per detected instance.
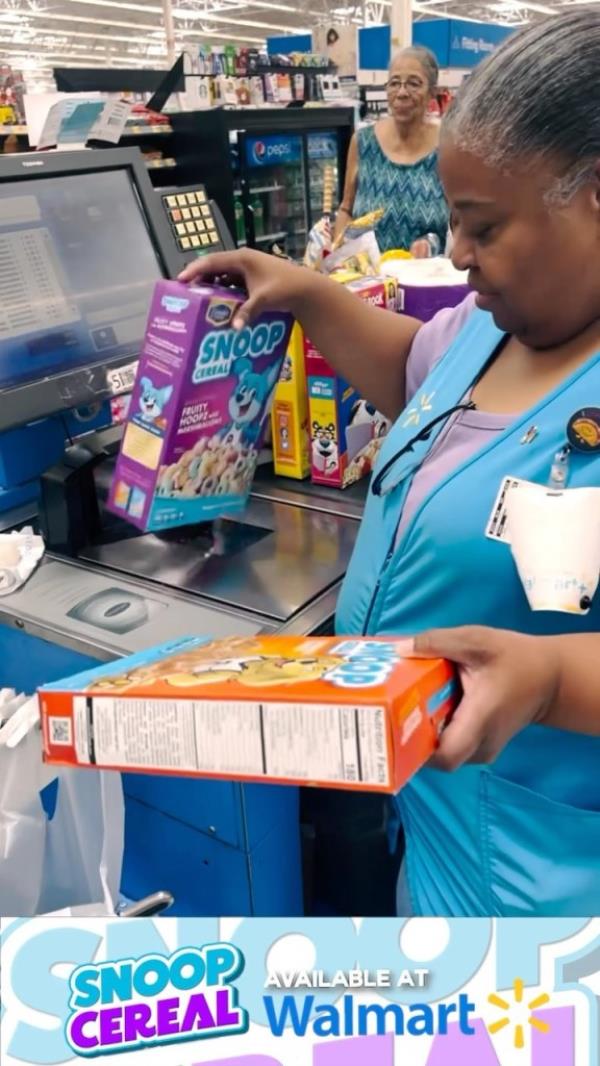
[169,108,354,259]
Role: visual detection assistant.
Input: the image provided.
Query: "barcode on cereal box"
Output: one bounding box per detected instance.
[81,697,390,787]
[49,717,72,745]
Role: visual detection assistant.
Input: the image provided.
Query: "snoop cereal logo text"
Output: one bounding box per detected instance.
[66,943,248,1056]
[161,296,190,314]
[328,640,400,688]
[193,320,286,383]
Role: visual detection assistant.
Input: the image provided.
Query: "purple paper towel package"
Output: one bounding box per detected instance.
[382,259,470,323]
[399,282,469,322]
[108,280,293,531]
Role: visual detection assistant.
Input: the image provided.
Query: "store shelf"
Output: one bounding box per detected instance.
[235,184,284,196]
[255,63,335,76]
[250,184,284,194]
[186,65,335,77]
[145,157,177,169]
[1,123,175,139]
[255,230,287,243]
[1,122,176,140]
[123,124,173,135]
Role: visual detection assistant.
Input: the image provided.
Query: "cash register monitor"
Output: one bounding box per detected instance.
[0,147,181,434]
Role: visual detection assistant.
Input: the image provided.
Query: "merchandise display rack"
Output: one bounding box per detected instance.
[117,115,177,178]
[0,123,27,135]
[145,106,353,239]
[256,63,334,75]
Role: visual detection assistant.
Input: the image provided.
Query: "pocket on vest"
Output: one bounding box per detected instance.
[482,772,600,916]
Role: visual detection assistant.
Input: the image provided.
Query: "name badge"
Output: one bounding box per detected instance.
[486,476,600,614]
[485,476,544,544]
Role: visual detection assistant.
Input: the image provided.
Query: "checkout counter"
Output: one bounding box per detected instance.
[0,147,378,916]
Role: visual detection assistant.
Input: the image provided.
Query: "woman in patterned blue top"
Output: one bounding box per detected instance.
[335,46,449,255]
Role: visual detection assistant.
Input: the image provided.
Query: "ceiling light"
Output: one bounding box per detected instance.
[240,1,297,8]
[492,0,556,12]
[412,4,513,17]
[56,0,311,33]
[32,28,166,46]
[5,10,161,31]
[0,8,263,43]
[3,48,160,64]
[185,0,294,9]
[179,27,264,40]
[172,7,305,30]
[60,0,161,14]
[522,0,556,10]
[176,0,325,13]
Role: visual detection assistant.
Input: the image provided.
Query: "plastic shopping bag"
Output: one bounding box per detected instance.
[0,693,124,916]
[0,692,48,914]
[37,766,124,915]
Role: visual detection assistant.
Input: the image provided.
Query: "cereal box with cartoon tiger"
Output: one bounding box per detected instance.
[108,280,293,532]
[39,635,457,793]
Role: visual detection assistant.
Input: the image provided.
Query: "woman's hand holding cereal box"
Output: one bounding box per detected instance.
[108,278,293,531]
[179,249,421,422]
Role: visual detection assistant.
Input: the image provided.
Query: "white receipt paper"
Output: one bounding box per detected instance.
[505,483,600,613]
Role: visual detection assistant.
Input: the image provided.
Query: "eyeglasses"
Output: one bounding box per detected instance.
[371,402,476,497]
[386,76,427,95]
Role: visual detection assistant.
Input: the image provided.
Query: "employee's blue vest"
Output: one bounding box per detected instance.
[336,307,600,916]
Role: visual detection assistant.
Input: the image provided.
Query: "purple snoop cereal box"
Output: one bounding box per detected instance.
[108,280,293,531]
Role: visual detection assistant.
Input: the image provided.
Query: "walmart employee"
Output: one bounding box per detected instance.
[181,11,600,917]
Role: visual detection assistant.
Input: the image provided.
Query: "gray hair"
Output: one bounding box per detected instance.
[442,12,600,204]
[391,46,439,91]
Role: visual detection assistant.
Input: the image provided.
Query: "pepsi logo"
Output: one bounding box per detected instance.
[253,140,266,163]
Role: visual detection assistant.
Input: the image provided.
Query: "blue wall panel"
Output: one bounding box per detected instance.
[413,18,513,68]
[412,20,450,65]
[267,34,312,55]
[448,19,513,67]
[358,24,391,70]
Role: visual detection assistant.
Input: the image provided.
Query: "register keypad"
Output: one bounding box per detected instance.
[162,187,221,253]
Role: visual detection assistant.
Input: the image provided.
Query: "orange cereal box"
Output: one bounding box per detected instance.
[39,635,457,793]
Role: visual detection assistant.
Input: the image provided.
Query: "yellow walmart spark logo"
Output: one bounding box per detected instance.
[487,978,551,1050]
[403,391,435,427]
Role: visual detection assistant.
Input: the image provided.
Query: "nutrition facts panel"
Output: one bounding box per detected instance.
[70,695,390,787]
